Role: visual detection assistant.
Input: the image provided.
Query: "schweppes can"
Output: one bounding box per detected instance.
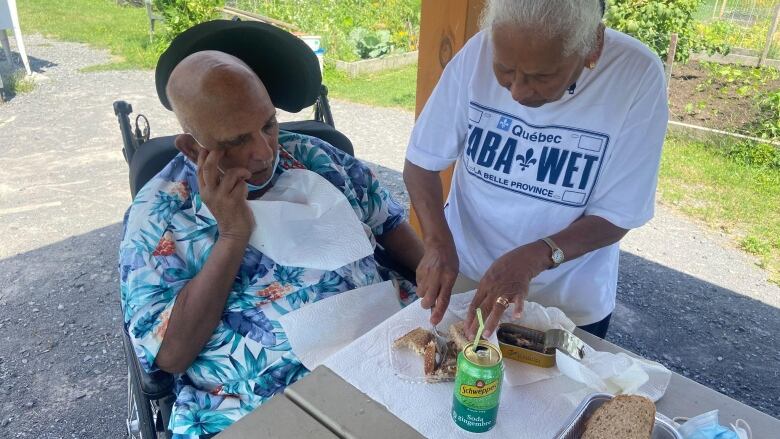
[451,340,503,433]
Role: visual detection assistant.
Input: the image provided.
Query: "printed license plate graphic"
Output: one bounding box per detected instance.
[464,102,610,207]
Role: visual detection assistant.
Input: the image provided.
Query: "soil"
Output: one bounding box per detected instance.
[667,61,780,136]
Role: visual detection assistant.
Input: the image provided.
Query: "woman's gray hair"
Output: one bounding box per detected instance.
[480,0,605,56]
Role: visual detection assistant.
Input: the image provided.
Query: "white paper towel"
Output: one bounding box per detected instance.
[324,291,672,438]
[278,280,401,370]
[324,296,582,438]
[247,169,374,271]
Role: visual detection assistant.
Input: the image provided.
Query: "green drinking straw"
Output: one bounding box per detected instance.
[473,308,485,347]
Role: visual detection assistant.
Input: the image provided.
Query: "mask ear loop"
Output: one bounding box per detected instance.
[186,132,227,176]
[731,419,752,439]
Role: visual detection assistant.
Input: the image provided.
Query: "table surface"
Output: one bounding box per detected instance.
[217,329,778,438]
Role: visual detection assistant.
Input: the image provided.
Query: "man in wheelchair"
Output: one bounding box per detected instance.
[118,44,423,438]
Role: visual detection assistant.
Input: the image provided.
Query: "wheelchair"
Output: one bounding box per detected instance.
[113,19,413,439]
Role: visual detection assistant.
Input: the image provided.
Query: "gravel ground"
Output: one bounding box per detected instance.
[0,36,778,438]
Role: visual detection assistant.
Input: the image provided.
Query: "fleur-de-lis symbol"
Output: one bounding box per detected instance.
[515,148,537,171]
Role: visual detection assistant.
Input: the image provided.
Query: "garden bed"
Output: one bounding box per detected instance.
[668,61,780,138]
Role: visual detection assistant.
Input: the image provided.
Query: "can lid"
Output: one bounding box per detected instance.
[544,329,586,360]
[464,341,502,366]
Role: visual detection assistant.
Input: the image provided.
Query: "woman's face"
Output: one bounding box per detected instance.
[491,23,593,108]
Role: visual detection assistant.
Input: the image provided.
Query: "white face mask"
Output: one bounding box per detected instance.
[188,133,279,192]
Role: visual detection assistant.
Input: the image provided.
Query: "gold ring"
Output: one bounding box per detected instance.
[495,296,510,308]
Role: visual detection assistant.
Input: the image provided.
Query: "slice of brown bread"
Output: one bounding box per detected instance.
[581,395,655,439]
[448,321,471,352]
[393,327,435,356]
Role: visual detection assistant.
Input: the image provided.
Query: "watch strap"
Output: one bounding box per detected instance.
[541,237,563,268]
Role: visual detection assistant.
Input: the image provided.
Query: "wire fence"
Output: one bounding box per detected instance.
[696,0,780,63]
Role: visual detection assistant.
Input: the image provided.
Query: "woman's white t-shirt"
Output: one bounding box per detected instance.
[406,29,669,325]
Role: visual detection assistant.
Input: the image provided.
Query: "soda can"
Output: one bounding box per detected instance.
[451,340,504,433]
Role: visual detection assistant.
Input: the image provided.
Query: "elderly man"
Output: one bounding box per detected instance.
[119,51,422,438]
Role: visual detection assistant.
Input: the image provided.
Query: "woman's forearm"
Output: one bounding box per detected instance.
[402,160,454,246]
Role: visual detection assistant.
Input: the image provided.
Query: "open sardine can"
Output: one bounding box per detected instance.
[496,323,587,368]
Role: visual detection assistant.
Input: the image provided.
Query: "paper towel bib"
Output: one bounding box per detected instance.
[247,169,374,270]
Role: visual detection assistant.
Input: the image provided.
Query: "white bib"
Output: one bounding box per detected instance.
[247,169,374,271]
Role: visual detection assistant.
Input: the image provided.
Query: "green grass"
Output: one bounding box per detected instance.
[323,64,417,111]
[17,0,159,70]
[658,134,780,282]
[2,71,36,95]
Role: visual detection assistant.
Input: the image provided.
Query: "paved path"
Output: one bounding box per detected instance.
[0,37,777,438]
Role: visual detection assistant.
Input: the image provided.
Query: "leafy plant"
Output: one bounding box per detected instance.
[753,90,780,140]
[233,0,420,62]
[606,0,730,62]
[724,139,780,169]
[696,17,780,58]
[153,0,224,50]
[348,27,392,59]
[697,62,779,95]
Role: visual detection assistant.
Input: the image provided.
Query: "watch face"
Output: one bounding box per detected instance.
[552,249,564,264]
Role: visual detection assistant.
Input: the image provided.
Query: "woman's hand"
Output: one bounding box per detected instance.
[197,148,254,242]
[416,238,459,325]
[466,241,550,338]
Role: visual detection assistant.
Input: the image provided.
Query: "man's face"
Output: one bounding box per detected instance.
[186,79,280,187]
[491,23,588,108]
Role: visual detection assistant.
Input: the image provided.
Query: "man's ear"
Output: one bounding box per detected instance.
[175,134,199,163]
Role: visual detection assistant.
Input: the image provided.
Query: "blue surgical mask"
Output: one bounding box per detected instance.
[246,151,279,192]
[677,411,750,439]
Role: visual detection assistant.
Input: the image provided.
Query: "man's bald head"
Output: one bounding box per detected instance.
[166,51,270,138]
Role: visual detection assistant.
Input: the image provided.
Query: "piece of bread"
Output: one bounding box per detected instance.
[393,327,435,356]
[394,328,458,381]
[448,321,470,352]
[581,395,656,439]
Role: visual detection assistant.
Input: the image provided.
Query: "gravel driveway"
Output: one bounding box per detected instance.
[0,36,777,438]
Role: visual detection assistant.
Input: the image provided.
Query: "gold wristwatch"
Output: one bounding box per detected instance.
[541,237,565,268]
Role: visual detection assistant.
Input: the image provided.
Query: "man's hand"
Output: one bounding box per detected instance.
[197,148,254,241]
[465,241,549,338]
[417,238,459,325]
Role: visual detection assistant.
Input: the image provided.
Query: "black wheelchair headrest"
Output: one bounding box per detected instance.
[155,20,321,113]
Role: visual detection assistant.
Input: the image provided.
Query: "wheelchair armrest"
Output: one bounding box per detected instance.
[137,362,175,401]
[123,329,175,400]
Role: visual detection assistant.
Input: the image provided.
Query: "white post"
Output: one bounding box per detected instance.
[665,33,679,92]
[0,0,31,75]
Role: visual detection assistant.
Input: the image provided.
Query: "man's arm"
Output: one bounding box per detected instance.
[154,147,254,373]
[402,160,459,324]
[377,222,424,274]
[467,215,628,336]
[155,235,247,373]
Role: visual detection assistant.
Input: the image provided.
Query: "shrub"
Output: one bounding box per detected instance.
[153,0,224,51]
[606,0,729,62]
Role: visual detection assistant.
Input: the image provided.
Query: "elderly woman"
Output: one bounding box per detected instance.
[404,0,668,338]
